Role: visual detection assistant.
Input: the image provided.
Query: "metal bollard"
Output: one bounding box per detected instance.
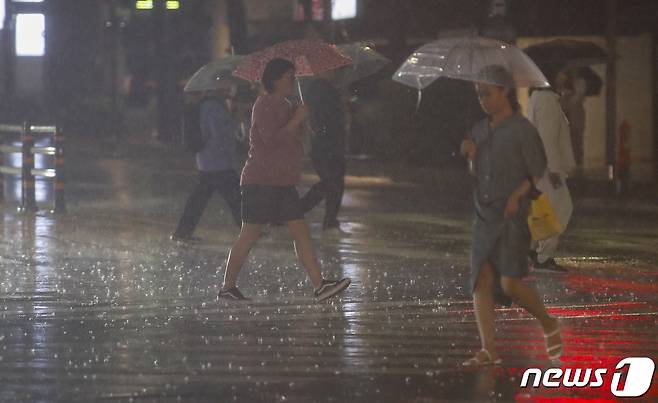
[53,126,66,214]
[19,122,37,212]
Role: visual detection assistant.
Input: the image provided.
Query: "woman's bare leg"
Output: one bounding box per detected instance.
[500,276,555,328]
[221,223,263,291]
[473,261,498,359]
[500,276,561,348]
[286,219,323,289]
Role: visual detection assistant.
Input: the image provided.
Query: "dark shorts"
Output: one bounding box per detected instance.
[241,185,304,224]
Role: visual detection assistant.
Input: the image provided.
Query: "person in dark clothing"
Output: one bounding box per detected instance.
[300,70,347,231]
[171,78,242,241]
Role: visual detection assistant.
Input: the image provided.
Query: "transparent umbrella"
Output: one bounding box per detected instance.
[393,36,550,90]
[184,56,244,93]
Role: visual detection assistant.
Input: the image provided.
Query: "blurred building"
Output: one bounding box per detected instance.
[1,0,50,117]
[0,0,655,179]
[1,0,108,123]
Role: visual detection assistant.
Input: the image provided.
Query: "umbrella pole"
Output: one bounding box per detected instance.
[415,77,422,111]
[297,80,305,104]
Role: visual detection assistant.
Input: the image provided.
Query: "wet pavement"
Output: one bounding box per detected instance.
[0,138,657,402]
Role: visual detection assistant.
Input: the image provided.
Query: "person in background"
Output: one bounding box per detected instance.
[615,120,632,196]
[218,58,351,302]
[460,65,562,366]
[559,68,587,168]
[171,75,242,241]
[300,69,347,233]
[528,65,577,273]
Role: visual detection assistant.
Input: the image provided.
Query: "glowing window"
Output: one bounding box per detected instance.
[16,14,45,56]
[136,1,179,10]
[332,0,357,20]
[0,2,5,30]
[136,0,153,9]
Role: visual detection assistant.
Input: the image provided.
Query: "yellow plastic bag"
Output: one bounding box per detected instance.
[527,193,562,241]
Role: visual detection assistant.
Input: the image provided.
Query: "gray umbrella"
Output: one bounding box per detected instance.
[183,56,244,93]
[524,39,608,69]
[333,42,390,87]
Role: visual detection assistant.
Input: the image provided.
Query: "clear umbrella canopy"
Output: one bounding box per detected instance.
[394,36,550,90]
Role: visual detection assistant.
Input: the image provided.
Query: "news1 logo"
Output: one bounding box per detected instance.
[520,357,656,398]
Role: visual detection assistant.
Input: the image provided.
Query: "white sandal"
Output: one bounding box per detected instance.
[544,327,563,360]
[462,349,503,367]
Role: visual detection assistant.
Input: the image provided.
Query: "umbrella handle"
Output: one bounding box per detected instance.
[415,76,422,111]
[297,80,305,104]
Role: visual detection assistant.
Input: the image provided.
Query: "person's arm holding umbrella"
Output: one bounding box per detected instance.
[252,96,309,147]
[461,126,484,176]
[460,137,477,176]
[219,57,351,302]
[460,138,477,160]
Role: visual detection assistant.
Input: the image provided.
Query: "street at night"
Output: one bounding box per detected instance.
[0,138,656,402]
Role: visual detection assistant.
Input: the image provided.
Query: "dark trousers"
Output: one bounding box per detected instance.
[300,156,346,228]
[174,170,242,237]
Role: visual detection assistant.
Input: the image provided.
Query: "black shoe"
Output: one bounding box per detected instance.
[314,278,351,302]
[533,258,568,273]
[170,233,201,242]
[323,222,348,235]
[217,287,250,301]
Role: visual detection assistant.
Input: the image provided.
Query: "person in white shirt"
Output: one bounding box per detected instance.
[559,69,587,167]
[527,68,577,273]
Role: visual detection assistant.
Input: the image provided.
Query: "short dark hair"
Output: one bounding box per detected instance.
[507,88,520,112]
[262,58,295,93]
[478,65,520,112]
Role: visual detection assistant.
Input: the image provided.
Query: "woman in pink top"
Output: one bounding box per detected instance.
[218,58,351,302]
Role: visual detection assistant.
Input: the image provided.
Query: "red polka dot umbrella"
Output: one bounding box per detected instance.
[233,39,353,83]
